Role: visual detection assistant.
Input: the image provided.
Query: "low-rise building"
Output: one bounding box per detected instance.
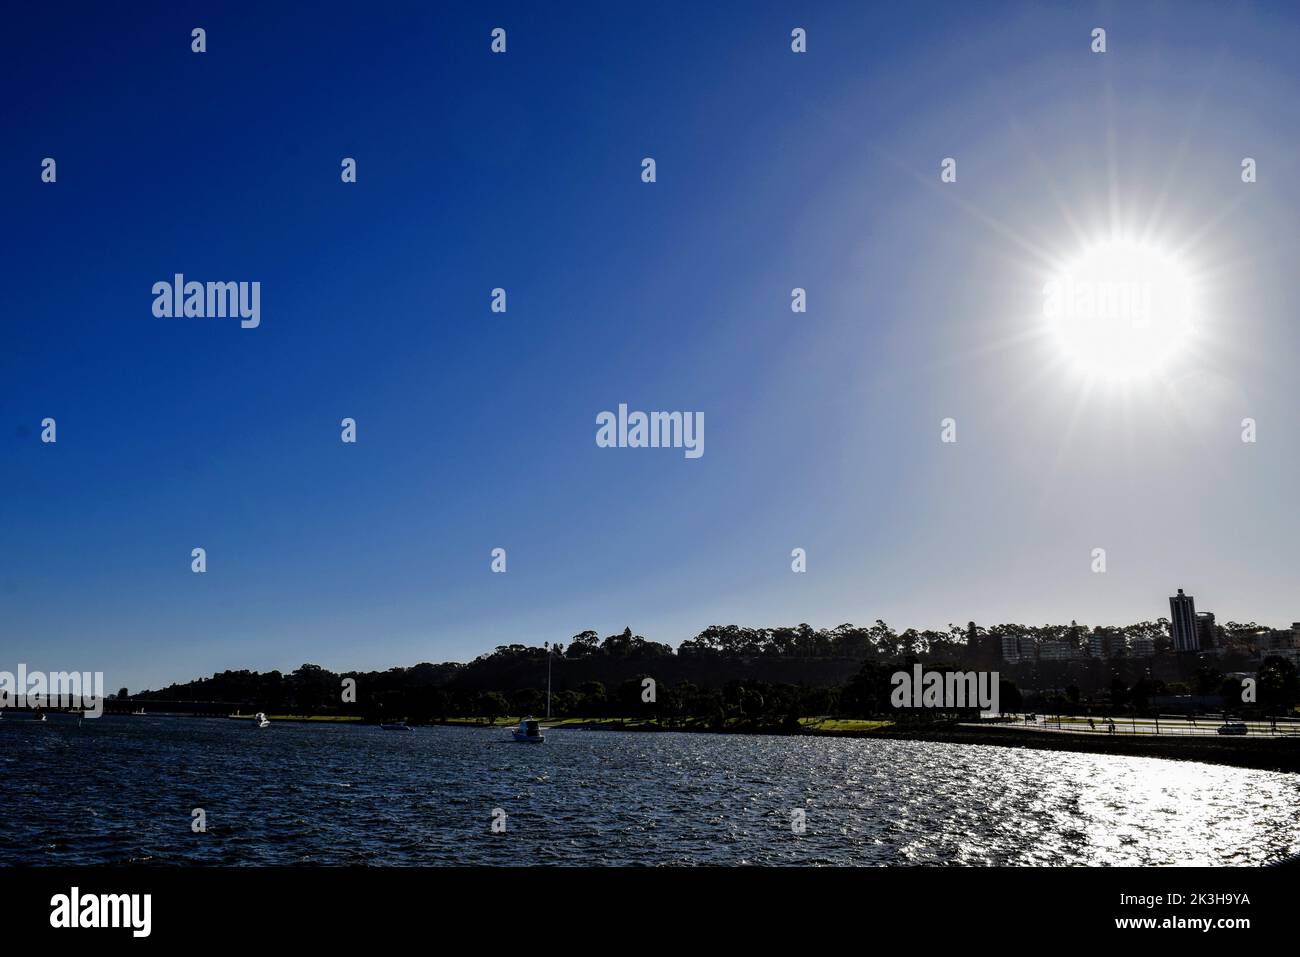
[1267,628,1300,650]
[1195,612,1217,651]
[1037,640,1078,661]
[1000,633,1023,664]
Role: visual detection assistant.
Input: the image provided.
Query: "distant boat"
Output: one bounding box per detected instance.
[254,712,270,728]
[511,717,545,743]
[380,721,413,732]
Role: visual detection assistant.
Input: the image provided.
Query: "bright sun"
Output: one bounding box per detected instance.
[1044,239,1197,381]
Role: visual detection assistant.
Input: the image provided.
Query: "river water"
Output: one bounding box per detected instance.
[5,715,1297,865]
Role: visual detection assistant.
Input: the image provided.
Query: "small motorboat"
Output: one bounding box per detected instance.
[254,712,270,728]
[380,721,413,732]
[511,717,545,743]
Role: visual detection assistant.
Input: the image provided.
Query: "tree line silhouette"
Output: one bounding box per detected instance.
[128,621,1300,726]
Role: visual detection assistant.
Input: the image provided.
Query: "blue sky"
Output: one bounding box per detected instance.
[4,1,1300,690]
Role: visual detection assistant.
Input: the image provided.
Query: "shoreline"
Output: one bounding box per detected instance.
[522,718,1300,774]
[867,724,1300,774]
[54,712,1300,773]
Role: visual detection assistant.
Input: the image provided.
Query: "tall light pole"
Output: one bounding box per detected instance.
[545,642,552,719]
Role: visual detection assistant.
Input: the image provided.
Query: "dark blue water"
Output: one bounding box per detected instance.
[5,715,1298,865]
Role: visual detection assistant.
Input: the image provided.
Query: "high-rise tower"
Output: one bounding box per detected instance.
[1169,588,1199,653]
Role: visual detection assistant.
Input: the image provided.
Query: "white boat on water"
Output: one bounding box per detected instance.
[380,721,413,732]
[254,712,270,728]
[502,645,553,745]
[511,717,544,743]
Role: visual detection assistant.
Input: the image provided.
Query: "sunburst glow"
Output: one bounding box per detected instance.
[1043,240,1198,381]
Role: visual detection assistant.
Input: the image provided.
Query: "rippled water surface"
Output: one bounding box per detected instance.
[4,716,1298,865]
